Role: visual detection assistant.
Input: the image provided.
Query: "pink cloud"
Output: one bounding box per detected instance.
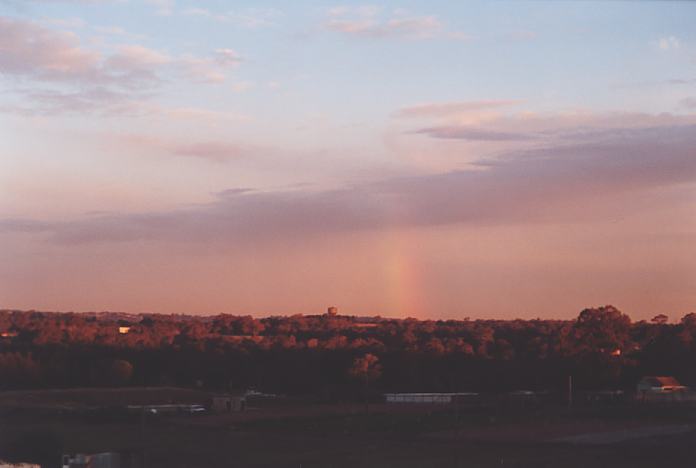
[0,16,101,81]
[0,16,167,90]
[0,16,246,114]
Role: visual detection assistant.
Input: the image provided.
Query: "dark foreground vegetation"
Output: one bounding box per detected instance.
[1,306,695,395]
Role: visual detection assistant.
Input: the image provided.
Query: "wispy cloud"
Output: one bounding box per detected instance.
[324,6,444,39]
[112,134,250,160]
[92,25,147,40]
[180,7,282,28]
[94,133,255,162]
[2,0,125,4]
[177,53,234,83]
[145,0,174,16]
[3,87,150,116]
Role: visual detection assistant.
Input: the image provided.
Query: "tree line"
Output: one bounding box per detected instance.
[0,306,695,398]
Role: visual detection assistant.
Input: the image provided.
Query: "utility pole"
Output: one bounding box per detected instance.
[568,375,573,409]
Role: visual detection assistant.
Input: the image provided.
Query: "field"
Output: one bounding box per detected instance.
[1,388,696,467]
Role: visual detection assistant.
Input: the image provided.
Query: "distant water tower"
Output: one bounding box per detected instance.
[327,306,338,316]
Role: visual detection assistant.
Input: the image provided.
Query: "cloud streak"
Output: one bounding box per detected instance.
[395,100,521,119]
[413,126,534,141]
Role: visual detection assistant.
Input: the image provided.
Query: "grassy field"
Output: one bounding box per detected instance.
[1,388,696,467]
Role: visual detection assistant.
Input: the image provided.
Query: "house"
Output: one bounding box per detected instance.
[118,326,131,335]
[210,394,246,412]
[637,376,687,394]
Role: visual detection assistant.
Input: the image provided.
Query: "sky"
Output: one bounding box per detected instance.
[1,0,695,320]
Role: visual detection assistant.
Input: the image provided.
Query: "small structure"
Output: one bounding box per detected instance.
[637,376,687,394]
[384,392,478,404]
[326,306,338,316]
[210,394,246,412]
[118,326,131,335]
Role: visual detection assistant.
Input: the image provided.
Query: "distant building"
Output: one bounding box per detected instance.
[118,326,131,334]
[384,392,478,404]
[126,404,206,415]
[0,331,18,339]
[244,389,280,399]
[210,394,246,412]
[326,306,338,316]
[638,376,687,394]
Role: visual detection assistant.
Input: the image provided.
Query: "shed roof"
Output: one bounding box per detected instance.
[642,376,683,387]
